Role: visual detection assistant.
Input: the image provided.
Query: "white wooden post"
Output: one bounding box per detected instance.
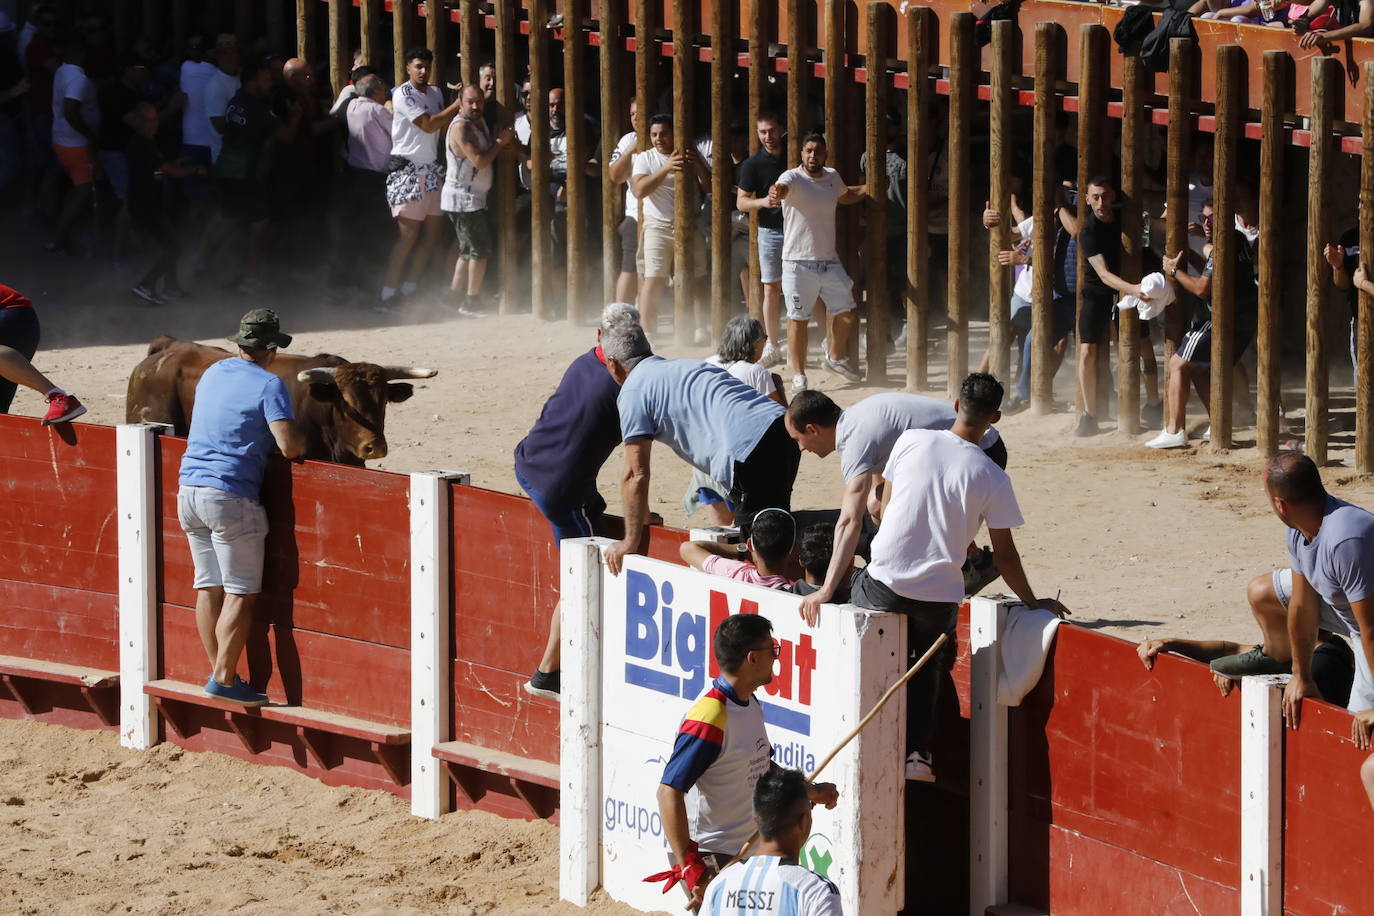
[969,595,1015,915]
[117,423,166,750]
[1241,673,1288,916]
[688,525,740,543]
[559,536,611,906]
[409,470,468,820]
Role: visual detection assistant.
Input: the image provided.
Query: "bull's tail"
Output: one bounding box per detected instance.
[146,334,178,356]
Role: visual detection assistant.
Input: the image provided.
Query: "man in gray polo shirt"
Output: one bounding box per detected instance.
[601,324,799,575]
[784,390,1007,623]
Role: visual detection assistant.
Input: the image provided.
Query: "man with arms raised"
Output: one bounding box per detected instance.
[849,373,1065,781]
[701,767,844,915]
[785,390,1007,623]
[653,615,838,909]
[601,323,799,575]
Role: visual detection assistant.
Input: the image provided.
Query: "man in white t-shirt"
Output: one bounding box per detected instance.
[47,38,99,252]
[201,34,242,163]
[700,767,845,916]
[442,85,515,315]
[381,45,463,311]
[178,35,218,197]
[607,97,641,304]
[850,373,1066,782]
[631,113,709,331]
[768,133,868,393]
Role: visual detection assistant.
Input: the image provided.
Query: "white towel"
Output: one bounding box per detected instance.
[1118,271,1175,321]
[997,604,1064,706]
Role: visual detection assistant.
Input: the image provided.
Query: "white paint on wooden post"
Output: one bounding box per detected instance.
[117,423,166,750]
[409,471,468,820]
[1241,673,1288,916]
[970,595,1014,915]
[688,525,740,543]
[559,536,611,906]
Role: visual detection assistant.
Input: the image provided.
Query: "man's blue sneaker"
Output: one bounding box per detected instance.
[205,677,269,707]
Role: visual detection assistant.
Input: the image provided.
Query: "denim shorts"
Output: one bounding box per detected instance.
[757,226,784,284]
[1272,567,1374,710]
[515,467,606,543]
[177,485,269,595]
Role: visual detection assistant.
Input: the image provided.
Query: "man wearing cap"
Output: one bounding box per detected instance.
[177,309,304,706]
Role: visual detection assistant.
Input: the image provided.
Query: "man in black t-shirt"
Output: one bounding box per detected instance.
[736,113,789,368]
[1147,202,1259,449]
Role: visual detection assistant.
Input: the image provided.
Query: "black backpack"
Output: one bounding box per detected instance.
[1139,0,1198,73]
[1113,4,1157,55]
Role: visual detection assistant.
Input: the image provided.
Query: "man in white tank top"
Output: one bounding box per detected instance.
[442,85,514,316]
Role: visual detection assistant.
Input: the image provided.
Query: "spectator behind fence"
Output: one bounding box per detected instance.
[858,108,909,346]
[93,56,147,232]
[652,614,839,909]
[791,522,853,603]
[1292,0,1374,48]
[0,284,85,425]
[847,373,1066,783]
[608,97,641,305]
[769,132,868,393]
[177,309,304,707]
[381,46,462,311]
[127,102,203,305]
[46,37,99,253]
[1148,199,1259,449]
[1326,226,1363,389]
[341,73,393,287]
[679,508,795,590]
[601,324,800,576]
[202,34,242,164]
[178,33,218,201]
[517,302,643,701]
[736,112,789,370]
[631,113,709,332]
[700,767,845,916]
[442,84,515,316]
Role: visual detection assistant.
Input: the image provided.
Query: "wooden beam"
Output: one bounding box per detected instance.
[709,0,733,340]
[566,0,590,323]
[864,0,892,384]
[1306,57,1341,465]
[459,0,478,85]
[529,0,552,318]
[1256,50,1287,458]
[494,0,518,314]
[1360,61,1374,472]
[600,0,624,306]
[392,0,410,91]
[297,0,313,63]
[1209,43,1244,451]
[1164,37,1194,366]
[329,0,349,100]
[672,0,698,343]
[786,0,804,165]
[1078,24,1109,420]
[946,11,973,398]
[746,0,768,321]
[987,19,1015,387]
[905,6,934,392]
[1030,22,1061,414]
[427,0,447,89]
[359,0,379,69]
[1118,52,1145,436]
[235,0,253,45]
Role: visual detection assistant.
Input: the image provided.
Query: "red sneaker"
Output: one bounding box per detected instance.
[41,393,87,426]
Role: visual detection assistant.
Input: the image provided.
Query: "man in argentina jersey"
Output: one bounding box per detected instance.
[654,615,838,909]
[702,767,844,915]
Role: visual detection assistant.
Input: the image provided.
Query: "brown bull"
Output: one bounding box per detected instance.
[125,335,436,465]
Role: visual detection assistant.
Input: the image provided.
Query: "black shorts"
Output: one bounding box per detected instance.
[218,178,271,224]
[1011,295,1076,344]
[1176,318,1255,367]
[0,304,40,414]
[1077,287,1116,345]
[728,415,801,537]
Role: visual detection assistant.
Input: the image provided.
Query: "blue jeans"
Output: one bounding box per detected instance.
[515,467,606,543]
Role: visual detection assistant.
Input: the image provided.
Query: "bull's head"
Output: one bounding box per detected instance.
[296,364,437,461]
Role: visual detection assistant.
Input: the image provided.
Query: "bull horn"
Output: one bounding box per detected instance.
[382,367,438,380]
[297,367,338,384]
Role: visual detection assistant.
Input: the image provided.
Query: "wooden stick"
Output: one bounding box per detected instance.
[493,0,518,314]
[946,11,973,400]
[1030,22,1060,415]
[1307,57,1341,466]
[987,19,1014,387]
[672,0,696,343]
[360,0,379,71]
[1360,61,1374,473]
[1209,43,1244,451]
[459,0,477,86]
[710,0,733,341]
[566,0,589,323]
[426,0,447,91]
[864,2,891,384]
[600,0,624,307]
[1164,37,1192,367]
[529,0,552,318]
[1118,52,1145,437]
[1257,50,1287,458]
[906,6,934,393]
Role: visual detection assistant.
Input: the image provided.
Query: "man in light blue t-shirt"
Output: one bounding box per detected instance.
[599,323,798,575]
[178,309,304,706]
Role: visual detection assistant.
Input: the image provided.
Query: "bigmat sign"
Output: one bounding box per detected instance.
[560,546,906,915]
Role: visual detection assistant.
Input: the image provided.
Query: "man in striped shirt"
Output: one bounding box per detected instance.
[702,767,844,915]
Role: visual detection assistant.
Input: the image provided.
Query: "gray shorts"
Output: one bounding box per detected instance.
[1273,567,1374,710]
[178,485,269,595]
[617,215,638,274]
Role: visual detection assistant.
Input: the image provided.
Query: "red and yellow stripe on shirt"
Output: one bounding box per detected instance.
[662,684,732,791]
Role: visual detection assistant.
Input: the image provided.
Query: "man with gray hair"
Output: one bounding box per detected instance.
[516,302,643,698]
[602,327,800,575]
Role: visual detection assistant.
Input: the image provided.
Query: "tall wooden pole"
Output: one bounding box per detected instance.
[945,11,973,398]
[566,0,590,323]
[1119,53,1145,436]
[1307,58,1341,465]
[824,0,854,368]
[671,0,696,342]
[529,0,552,319]
[1165,38,1193,366]
[864,1,891,383]
[1078,24,1109,419]
[1359,61,1374,472]
[1031,22,1061,414]
[710,0,734,339]
[494,0,518,313]
[266,0,287,56]
[987,19,1015,387]
[635,0,655,152]
[172,0,190,57]
[600,0,625,306]
[358,0,378,69]
[746,0,768,320]
[1257,50,1287,457]
[1209,44,1244,451]
[329,0,349,97]
[459,0,478,85]
[296,0,313,62]
[235,0,252,45]
[786,0,805,165]
[905,6,934,392]
[392,0,410,88]
[426,0,447,90]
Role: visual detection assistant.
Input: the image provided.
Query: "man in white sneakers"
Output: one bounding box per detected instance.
[768,132,869,392]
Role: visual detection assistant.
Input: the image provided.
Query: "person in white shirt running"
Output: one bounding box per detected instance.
[700,767,844,916]
[767,132,870,393]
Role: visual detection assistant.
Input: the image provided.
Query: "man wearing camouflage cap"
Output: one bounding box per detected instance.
[177,309,304,705]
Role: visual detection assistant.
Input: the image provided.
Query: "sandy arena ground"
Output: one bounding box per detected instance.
[5,255,1374,911]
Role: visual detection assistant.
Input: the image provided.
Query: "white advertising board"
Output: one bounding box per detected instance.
[591,554,905,915]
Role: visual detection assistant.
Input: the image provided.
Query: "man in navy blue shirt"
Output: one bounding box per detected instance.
[516,302,641,699]
[178,309,304,705]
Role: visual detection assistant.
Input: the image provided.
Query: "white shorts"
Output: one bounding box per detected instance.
[782,260,855,321]
[178,485,270,595]
[1273,567,1374,711]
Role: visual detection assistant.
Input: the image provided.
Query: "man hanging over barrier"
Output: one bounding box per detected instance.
[602,323,800,576]
[516,302,642,700]
[651,614,838,910]
[784,390,1007,624]
[177,309,304,706]
[699,766,844,915]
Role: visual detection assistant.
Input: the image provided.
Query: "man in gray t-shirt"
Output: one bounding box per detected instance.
[1253,452,1374,746]
[783,390,1007,622]
[601,327,799,575]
